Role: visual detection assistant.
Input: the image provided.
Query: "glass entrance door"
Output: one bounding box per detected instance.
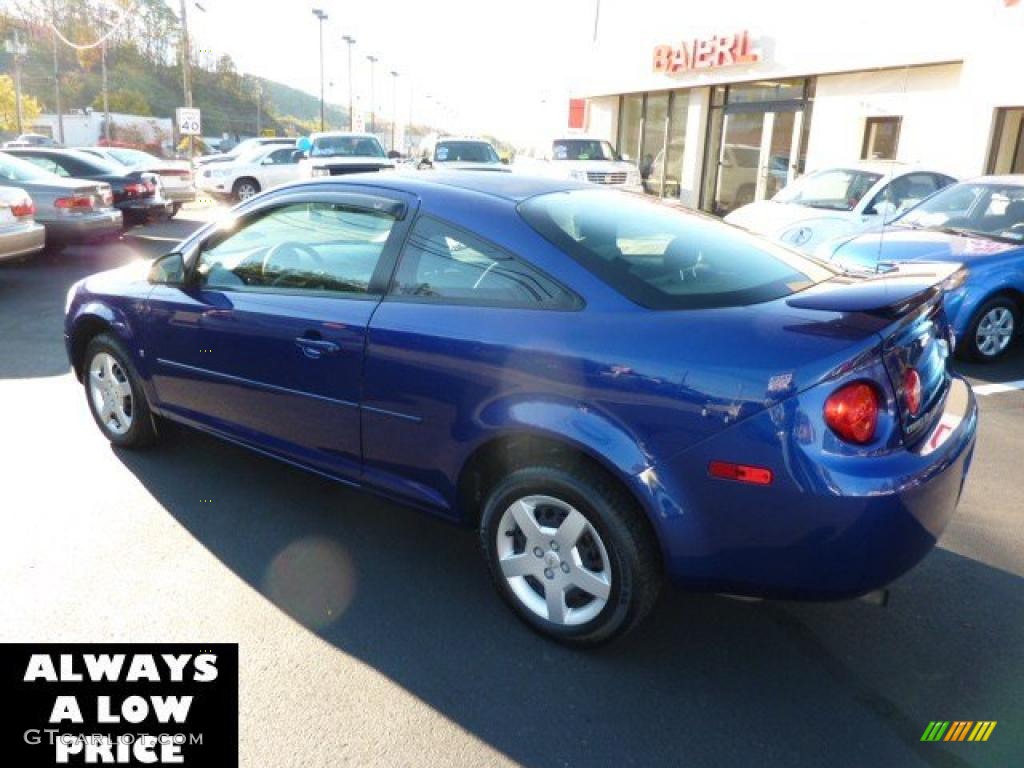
[712,108,802,216]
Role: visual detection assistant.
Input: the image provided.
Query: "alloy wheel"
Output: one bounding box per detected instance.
[976,306,1014,357]
[88,352,134,436]
[237,182,258,200]
[495,495,612,626]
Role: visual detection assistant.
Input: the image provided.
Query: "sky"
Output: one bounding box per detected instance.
[183,0,602,146]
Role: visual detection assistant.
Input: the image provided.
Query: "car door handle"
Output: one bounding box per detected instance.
[295,337,341,359]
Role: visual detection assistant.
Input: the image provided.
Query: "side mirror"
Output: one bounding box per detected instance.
[501,157,510,165]
[419,159,432,169]
[871,201,898,221]
[149,251,185,285]
[290,150,306,163]
[261,157,274,165]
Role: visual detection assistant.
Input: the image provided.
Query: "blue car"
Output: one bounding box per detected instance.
[64,173,978,645]
[821,176,1024,361]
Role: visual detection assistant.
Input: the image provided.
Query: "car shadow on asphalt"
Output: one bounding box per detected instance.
[113,425,1023,768]
[954,350,1024,386]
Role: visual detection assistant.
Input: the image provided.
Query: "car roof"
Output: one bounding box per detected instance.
[315,171,588,202]
[310,132,379,140]
[963,174,1024,185]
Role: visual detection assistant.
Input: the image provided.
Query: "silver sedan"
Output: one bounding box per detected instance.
[0,186,46,263]
[0,151,122,245]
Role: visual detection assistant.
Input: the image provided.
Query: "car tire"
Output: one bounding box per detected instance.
[962,296,1019,362]
[83,333,157,449]
[233,178,260,202]
[480,466,662,647]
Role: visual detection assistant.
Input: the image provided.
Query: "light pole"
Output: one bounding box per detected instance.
[51,0,64,144]
[312,8,328,131]
[389,70,399,152]
[366,55,377,135]
[4,31,27,136]
[254,82,263,135]
[342,35,356,132]
[177,0,193,157]
[96,7,118,143]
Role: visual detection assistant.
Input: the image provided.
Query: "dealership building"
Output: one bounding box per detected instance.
[571,0,1024,215]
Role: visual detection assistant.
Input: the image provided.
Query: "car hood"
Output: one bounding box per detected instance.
[553,159,635,173]
[82,259,153,294]
[434,161,511,172]
[726,200,854,235]
[303,156,394,167]
[827,227,1024,270]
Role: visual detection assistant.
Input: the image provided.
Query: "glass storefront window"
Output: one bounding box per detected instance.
[640,93,668,194]
[862,116,902,160]
[618,94,643,162]
[987,108,1024,174]
[727,80,806,104]
[662,91,689,199]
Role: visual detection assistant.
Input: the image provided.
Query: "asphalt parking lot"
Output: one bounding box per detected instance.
[1,208,1021,768]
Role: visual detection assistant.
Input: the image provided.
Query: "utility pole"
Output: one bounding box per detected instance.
[342,35,356,132]
[4,31,27,136]
[312,9,328,131]
[254,82,262,135]
[390,70,399,152]
[101,36,110,141]
[366,55,377,135]
[178,0,194,157]
[50,0,64,144]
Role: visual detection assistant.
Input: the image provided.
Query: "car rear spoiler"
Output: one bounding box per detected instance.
[786,262,963,318]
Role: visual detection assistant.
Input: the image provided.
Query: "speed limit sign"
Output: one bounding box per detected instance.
[176,107,201,136]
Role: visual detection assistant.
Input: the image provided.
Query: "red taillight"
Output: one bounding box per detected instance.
[708,461,774,485]
[903,368,922,415]
[123,182,148,197]
[55,195,95,211]
[11,198,35,217]
[824,381,880,444]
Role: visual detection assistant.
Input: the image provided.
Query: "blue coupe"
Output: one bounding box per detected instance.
[821,176,1024,361]
[64,173,977,645]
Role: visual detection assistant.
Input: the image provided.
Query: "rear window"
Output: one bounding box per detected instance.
[518,189,837,310]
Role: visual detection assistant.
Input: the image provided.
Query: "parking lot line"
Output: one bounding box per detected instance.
[971,379,1024,396]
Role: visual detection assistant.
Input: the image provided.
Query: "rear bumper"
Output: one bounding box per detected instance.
[117,198,174,220]
[0,222,46,261]
[160,186,197,205]
[631,376,978,599]
[40,210,123,243]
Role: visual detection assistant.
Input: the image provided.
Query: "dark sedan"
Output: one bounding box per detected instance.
[4,147,172,225]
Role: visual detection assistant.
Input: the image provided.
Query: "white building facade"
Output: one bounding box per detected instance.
[572,0,1024,215]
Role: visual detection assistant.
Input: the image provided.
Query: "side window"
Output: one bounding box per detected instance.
[197,201,396,296]
[867,174,939,215]
[267,148,296,165]
[390,216,577,309]
[22,156,65,176]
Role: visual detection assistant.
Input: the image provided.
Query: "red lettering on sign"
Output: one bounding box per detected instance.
[653,30,760,75]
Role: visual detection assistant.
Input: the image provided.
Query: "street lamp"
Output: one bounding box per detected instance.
[389,71,399,152]
[342,35,356,131]
[366,55,378,135]
[312,8,328,131]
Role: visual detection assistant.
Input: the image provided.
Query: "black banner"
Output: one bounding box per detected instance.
[1,644,238,767]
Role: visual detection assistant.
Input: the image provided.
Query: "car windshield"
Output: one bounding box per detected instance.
[773,168,884,211]
[106,148,160,166]
[896,181,1024,242]
[0,151,59,182]
[519,189,837,310]
[552,139,618,162]
[311,135,386,158]
[435,141,499,163]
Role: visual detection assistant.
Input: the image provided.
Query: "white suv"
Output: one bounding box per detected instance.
[299,133,394,179]
[536,137,643,193]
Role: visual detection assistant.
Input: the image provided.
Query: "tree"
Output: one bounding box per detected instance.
[93,89,151,116]
[0,75,42,132]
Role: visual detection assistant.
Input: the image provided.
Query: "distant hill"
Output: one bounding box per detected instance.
[0,17,347,139]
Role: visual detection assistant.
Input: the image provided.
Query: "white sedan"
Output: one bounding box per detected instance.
[725,162,957,253]
[196,144,306,202]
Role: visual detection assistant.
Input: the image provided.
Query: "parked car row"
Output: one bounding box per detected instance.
[0,142,201,261]
[725,162,1023,361]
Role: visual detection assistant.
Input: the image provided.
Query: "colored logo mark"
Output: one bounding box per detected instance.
[921,721,997,742]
